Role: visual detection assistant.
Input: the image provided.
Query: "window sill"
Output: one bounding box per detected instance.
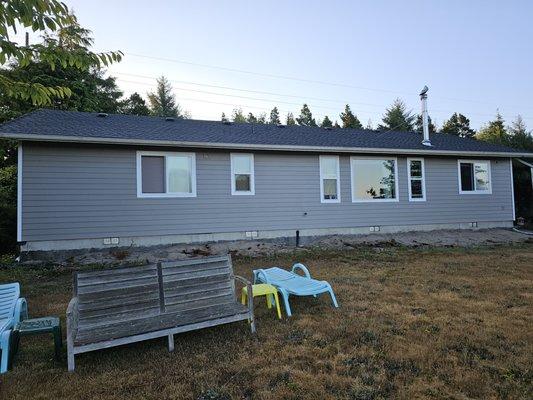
[137,193,197,198]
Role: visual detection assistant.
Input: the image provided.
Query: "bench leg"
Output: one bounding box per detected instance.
[327,285,339,308]
[279,289,292,317]
[168,334,174,352]
[1,330,11,374]
[67,350,75,372]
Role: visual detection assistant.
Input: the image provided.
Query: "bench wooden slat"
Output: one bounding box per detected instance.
[160,255,229,268]
[77,270,158,287]
[76,264,157,279]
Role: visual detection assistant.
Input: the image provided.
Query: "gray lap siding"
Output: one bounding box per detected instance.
[21,143,514,241]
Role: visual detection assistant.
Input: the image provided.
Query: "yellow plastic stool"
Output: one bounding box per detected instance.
[241,283,282,319]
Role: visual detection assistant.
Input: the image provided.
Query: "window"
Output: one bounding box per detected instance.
[458,160,492,194]
[319,155,340,203]
[407,158,426,201]
[231,153,255,195]
[136,151,196,198]
[351,157,398,202]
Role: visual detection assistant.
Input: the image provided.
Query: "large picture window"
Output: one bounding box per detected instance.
[407,158,426,201]
[231,153,255,195]
[136,151,196,198]
[319,155,340,203]
[351,157,398,202]
[458,160,491,194]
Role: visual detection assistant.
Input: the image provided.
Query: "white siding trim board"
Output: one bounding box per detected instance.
[17,144,23,242]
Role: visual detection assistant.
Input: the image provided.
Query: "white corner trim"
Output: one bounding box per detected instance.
[17,144,23,242]
[407,157,426,202]
[457,159,492,195]
[319,155,341,203]
[350,156,399,203]
[230,153,255,195]
[509,158,515,221]
[136,151,197,198]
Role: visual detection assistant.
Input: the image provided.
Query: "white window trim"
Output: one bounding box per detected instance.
[136,151,197,198]
[457,159,492,195]
[230,153,255,195]
[407,158,426,202]
[319,155,341,203]
[350,156,399,203]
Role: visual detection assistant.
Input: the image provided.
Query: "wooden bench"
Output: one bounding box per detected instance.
[66,254,254,371]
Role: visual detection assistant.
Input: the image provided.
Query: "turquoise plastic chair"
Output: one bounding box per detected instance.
[0,283,28,373]
[253,263,338,317]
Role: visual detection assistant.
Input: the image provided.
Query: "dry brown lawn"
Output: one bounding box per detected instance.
[0,243,532,399]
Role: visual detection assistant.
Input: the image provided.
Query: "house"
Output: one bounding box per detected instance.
[1,109,532,254]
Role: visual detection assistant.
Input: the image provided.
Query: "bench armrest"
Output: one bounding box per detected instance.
[234,275,254,318]
[291,263,311,279]
[66,297,79,338]
[13,297,28,324]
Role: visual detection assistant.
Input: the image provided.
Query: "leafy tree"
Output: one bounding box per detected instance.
[256,113,266,124]
[148,76,185,117]
[221,112,229,122]
[508,115,533,151]
[286,112,296,125]
[321,115,333,128]
[0,165,17,253]
[269,107,281,124]
[296,104,317,126]
[476,113,510,146]
[440,113,475,138]
[415,114,437,134]
[119,92,150,116]
[339,104,363,129]
[378,99,415,131]
[0,1,122,105]
[231,108,246,123]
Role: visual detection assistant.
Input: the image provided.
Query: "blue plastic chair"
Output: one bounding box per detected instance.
[253,263,338,317]
[0,283,28,373]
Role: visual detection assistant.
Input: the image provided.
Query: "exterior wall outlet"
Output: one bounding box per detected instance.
[245,231,252,238]
[251,231,258,238]
[369,226,375,232]
[111,237,119,245]
[470,222,478,228]
[375,226,380,232]
[103,238,111,245]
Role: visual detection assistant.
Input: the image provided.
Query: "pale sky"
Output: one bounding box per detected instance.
[12,0,533,129]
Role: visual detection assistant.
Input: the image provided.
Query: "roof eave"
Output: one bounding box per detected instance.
[3,133,533,158]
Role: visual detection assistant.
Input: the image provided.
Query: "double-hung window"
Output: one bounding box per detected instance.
[407,158,426,201]
[319,155,340,203]
[351,157,398,202]
[231,153,255,195]
[137,151,196,198]
[458,160,491,194]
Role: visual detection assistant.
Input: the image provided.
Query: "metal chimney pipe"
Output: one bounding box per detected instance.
[420,86,431,147]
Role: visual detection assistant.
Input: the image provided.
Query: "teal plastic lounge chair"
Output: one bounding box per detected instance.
[0,283,28,373]
[253,264,338,317]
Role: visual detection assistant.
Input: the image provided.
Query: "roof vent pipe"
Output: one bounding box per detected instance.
[419,86,432,147]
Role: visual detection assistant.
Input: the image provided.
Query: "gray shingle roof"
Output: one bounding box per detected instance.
[0,109,530,156]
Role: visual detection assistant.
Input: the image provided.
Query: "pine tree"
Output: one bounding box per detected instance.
[339,104,363,129]
[296,104,317,126]
[378,99,415,131]
[256,113,266,124]
[119,92,150,116]
[286,112,296,125]
[365,119,373,130]
[231,108,246,123]
[148,76,183,117]
[440,113,475,138]
[333,121,340,129]
[415,115,437,134]
[476,113,510,146]
[221,112,229,122]
[321,116,333,128]
[269,107,281,124]
[508,115,533,151]
[246,113,258,123]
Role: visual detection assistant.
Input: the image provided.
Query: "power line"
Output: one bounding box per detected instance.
[124,52,532,110]
[116,76,533,122]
